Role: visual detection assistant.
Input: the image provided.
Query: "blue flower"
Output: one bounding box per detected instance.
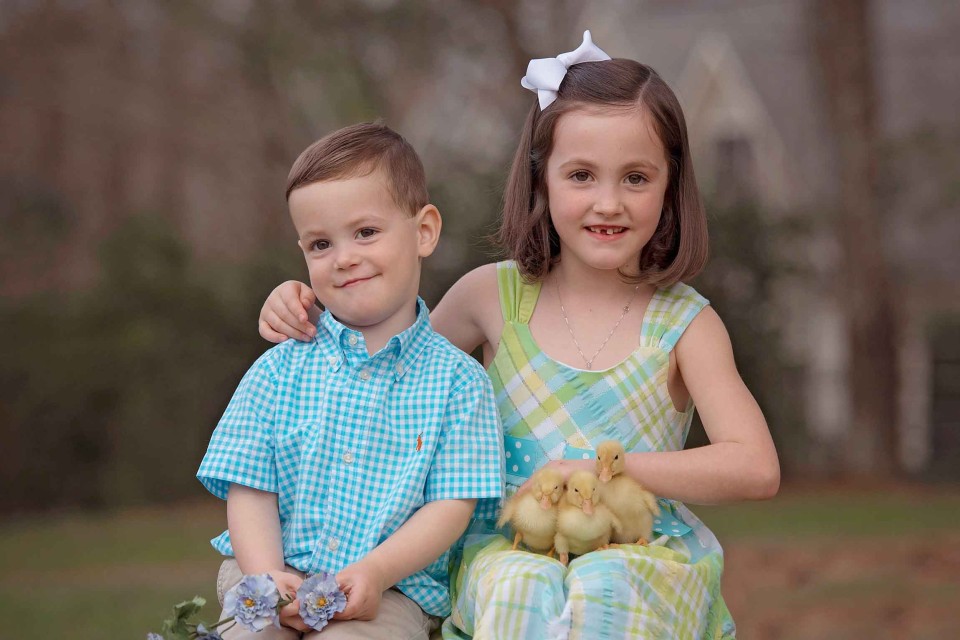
[195,623,223,639]
[222,573,281,631]
[146,634,164,640]
[298,571,347,630]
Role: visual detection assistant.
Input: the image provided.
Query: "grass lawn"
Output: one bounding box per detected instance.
[1,485,958,638]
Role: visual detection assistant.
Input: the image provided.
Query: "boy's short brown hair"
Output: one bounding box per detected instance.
[286,122,428,215]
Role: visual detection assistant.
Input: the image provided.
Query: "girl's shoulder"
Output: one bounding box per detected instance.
[447,262,500,301]
[431,262,501,353]
[656,281,709,310]
[644,281,711,353]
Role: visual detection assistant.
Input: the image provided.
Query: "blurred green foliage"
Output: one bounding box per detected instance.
[0,215,301,512]
[687,201,811,468]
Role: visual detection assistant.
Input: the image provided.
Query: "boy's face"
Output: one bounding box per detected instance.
[289,170,440,340]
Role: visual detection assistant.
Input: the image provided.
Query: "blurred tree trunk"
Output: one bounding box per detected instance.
[813,0,900,477]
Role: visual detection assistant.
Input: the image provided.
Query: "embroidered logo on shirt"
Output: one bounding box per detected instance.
[416,432,423,452]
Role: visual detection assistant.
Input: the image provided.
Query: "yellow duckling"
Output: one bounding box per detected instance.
[554,470,622,566]
[595,440,660,546]
[497,467,565,553]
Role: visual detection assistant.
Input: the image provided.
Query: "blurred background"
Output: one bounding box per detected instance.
[1,0,958,637]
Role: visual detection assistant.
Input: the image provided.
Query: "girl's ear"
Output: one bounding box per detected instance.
[414,204,442,258]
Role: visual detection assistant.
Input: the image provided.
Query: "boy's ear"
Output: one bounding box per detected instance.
[415,204,442,258]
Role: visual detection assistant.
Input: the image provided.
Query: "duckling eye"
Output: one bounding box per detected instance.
[574,488,580,493]
[614,454,620,460]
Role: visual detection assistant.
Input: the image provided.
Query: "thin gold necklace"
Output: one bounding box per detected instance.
[556,280,640,370]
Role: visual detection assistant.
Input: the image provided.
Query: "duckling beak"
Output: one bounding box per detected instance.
[540,494,552,510]
[581,498,594,515]
[598,469,613,483]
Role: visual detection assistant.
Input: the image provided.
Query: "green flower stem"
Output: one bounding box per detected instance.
[210,614,235,628]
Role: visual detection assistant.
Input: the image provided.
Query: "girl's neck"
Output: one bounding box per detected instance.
[547,259,650,302]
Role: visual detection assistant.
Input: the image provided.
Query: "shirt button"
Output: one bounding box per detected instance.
[343,452,354,464]
[359,369,371,381]
[395,363,404,375]
[327,356,337,366]
[328,538,339,552]
[347,334,358,346]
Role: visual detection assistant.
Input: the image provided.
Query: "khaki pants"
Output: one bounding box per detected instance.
[215,559,440,640]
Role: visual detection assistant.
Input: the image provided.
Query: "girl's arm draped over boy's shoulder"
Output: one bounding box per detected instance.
[259,280,320,344]
[627,306,780,505]
[430,263,502,356]
[257,264,505,352]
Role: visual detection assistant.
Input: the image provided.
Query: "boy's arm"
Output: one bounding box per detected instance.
[334,498,476,621]
[227,484,309,631]
[226,484,285,575]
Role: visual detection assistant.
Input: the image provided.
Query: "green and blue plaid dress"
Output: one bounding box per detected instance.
[442,262,736,639]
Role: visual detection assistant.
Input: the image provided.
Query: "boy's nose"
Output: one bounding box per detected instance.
[333,246,361,270]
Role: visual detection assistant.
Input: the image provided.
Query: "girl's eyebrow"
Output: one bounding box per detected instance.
[558,158,662,172]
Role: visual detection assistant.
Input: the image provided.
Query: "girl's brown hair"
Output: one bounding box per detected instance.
[497,59,708,285]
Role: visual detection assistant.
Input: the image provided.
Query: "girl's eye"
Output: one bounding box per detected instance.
[626,173,647,186]
[571,171,591,182]
[311,239,330,251]
[357,228,378,239]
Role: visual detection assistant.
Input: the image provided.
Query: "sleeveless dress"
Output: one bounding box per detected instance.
[441,261,736,640]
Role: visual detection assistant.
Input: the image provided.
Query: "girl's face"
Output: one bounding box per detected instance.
[545,107,669,275]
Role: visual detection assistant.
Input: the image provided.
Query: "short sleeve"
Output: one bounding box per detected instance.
[424,365,504,512]
[197,350,280,500]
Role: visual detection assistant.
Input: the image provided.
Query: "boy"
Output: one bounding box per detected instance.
[197,123,504,639]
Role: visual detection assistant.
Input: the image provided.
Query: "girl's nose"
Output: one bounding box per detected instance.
[593,186,624,216]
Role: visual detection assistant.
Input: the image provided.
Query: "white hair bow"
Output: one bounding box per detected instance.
[520,30,612,110]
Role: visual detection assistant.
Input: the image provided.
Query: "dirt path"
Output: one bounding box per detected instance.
[722,533,960,639]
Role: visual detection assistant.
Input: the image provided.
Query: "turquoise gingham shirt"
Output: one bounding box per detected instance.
[197,298,504,616]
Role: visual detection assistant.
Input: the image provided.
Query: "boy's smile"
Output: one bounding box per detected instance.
[289,170,440,352]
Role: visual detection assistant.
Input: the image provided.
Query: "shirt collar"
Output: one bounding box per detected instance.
[316,298,432,380]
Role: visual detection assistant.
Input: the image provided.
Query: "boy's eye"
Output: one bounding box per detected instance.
[626,173,647,185]
[571,170,591,182]
[311,239,330,251]
[357,228,378,239]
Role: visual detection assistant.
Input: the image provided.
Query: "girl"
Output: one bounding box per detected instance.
[258,31,778,640]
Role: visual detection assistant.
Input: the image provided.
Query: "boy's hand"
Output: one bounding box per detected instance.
[269,570,309,631]
[259,281,319,343]
[333,559,387,621]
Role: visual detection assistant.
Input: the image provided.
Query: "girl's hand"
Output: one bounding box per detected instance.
[516,458,595,494]
[258,281,320,343]
[334,559,386,621]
